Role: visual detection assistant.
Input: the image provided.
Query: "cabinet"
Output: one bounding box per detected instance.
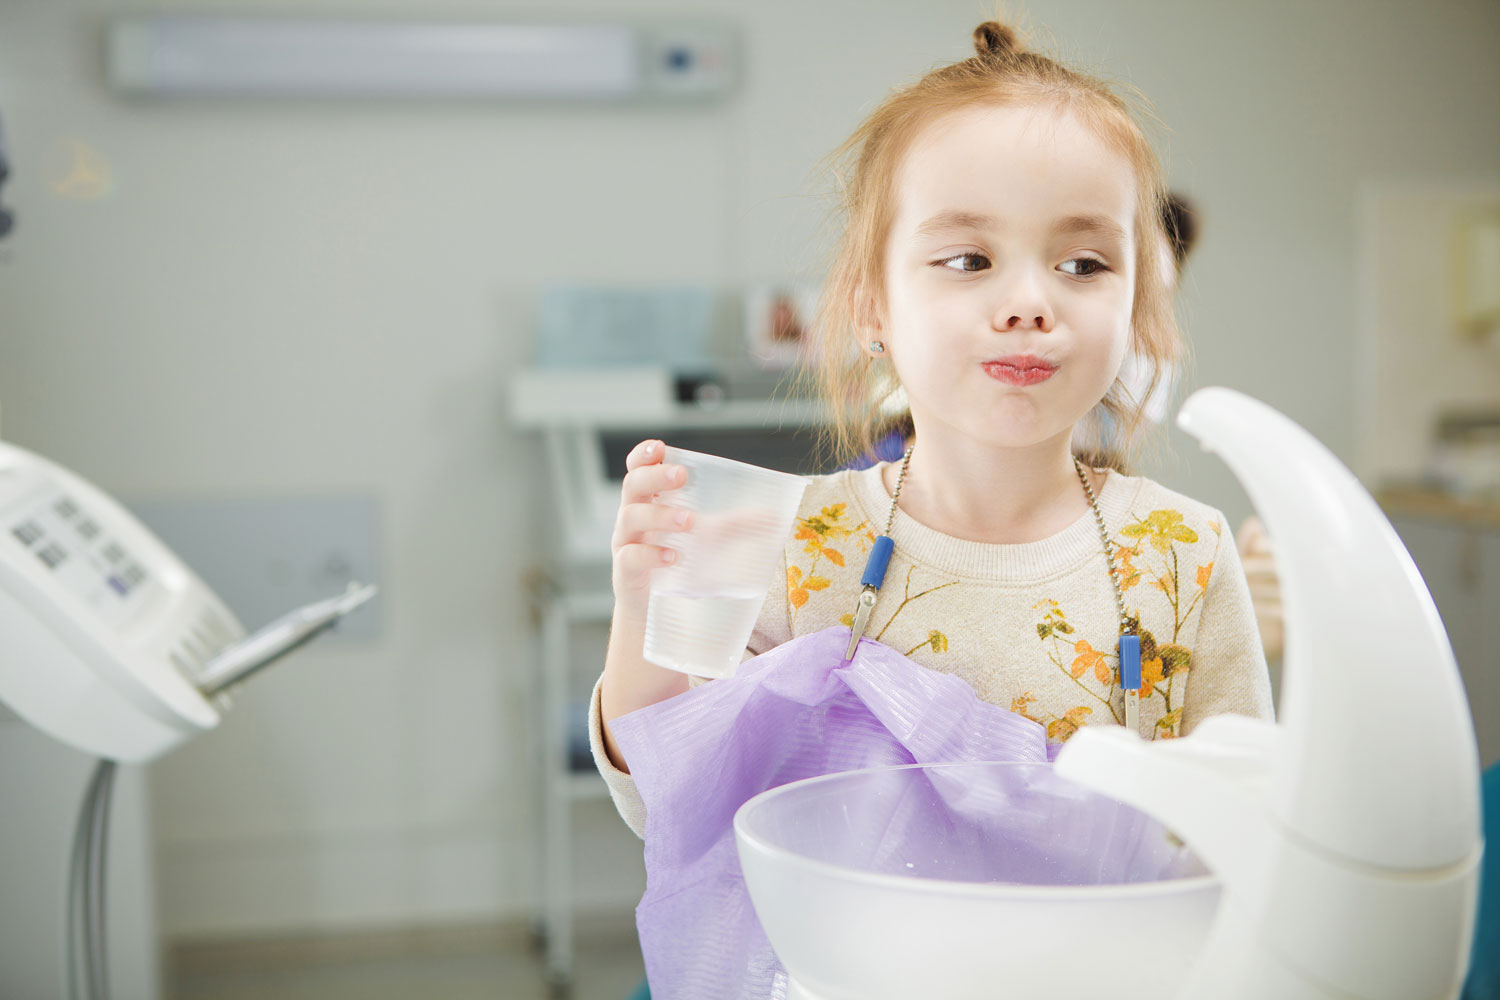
[533,583,616,995]
[513,366,832,995]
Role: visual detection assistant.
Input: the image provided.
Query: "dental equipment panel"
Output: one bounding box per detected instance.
[0,440,375,762]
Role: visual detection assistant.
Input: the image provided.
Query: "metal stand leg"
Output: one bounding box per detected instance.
[540,596,573,995]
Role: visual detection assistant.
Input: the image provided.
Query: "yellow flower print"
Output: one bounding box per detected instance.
[1159,643,1191,678]
[1122,510,1199,554]
[1011,693,1041,723]
[1048,706,1093,742]
[1034,601,1121,726]
[1070,639,1112,684]
[797,505,869,549]
[1098,508,1211,741]
[1139,656,1165,697]
[787,565,830,609]
[795,529,850,569]
[1034,600,1076,640]
[787,566,805,608]
[788,503,871,620]
[1113,542,1143,591]
[1155,708,1183,739]
[905,630,949,657]
[1114,508,1211,654]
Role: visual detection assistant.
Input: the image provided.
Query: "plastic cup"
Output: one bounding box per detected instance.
[643,447,808,678]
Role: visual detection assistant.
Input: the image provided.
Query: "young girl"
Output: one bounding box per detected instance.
[592,20,1273,842]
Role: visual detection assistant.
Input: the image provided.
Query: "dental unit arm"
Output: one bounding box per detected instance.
[1056,387,1483,1000]
[0,439,376,762]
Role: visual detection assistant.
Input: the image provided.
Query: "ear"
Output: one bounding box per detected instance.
[850,282,884,352]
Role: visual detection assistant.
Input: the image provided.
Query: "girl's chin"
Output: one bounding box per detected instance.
[913,396,1093,447]
[949,423,1078,453]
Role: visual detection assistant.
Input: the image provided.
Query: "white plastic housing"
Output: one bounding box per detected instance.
[1057,387,1484,999]
[0,442,242,762]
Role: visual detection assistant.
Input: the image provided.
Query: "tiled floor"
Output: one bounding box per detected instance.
[166,914,646,1000]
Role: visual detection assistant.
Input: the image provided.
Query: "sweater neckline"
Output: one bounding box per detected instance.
[846,461,1139,580]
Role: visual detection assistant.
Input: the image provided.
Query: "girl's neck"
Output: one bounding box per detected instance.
[880,431,1106,545]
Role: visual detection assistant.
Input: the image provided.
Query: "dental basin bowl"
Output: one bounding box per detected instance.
[734,760,1219,1000]
[735,388,1483,1000]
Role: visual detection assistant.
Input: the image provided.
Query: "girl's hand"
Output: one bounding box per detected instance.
[610,439,691,622]
[1237,515,1284,660]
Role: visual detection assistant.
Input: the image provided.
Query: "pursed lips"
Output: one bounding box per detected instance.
[981,355,1058,386]
[984,354,1057,371]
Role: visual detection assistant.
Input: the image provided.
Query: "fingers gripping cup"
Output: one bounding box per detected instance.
[644,448,808,678]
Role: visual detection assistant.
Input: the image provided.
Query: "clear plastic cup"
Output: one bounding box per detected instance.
[643,447,808,678]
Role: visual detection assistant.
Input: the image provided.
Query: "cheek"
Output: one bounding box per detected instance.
[889,275,974,342]
[1084,281,1134,337]
[1071,291,1134,374]
[881,280,924,351]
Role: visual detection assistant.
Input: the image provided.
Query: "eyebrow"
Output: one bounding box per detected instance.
[911,210,1130,248]
[1053,214,1130,247]
[912,210,999,239]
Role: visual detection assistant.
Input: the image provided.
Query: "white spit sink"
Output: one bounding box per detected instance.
[734,760,1218,1000]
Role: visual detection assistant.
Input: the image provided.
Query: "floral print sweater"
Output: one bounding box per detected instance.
[591,463,1275,838]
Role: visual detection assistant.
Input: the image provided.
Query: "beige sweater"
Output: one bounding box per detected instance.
[590,463,1274,838]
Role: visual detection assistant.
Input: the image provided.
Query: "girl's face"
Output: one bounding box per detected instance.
[875,104,1139,453]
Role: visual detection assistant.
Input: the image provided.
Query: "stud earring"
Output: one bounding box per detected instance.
[869,341,885,354]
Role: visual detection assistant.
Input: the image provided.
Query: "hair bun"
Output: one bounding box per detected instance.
[972,21,1020,59]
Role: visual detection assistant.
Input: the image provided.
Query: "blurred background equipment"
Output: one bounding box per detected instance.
[108,18,735,103]
[0,112,14,238]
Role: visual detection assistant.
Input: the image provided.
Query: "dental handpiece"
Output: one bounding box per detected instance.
[194,583,377,697]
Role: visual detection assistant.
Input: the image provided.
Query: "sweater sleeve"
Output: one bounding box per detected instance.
[588,673,648,838]
[588,545,792,839]
[1179,514,1277,734]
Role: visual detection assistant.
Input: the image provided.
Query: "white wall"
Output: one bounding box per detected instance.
[1,0,1496,939]
[1359,179,1500,485]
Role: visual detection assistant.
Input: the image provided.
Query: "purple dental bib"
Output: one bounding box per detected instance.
[609,626,1050,1000]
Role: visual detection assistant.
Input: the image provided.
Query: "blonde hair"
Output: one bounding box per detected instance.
[802,19,1182,472]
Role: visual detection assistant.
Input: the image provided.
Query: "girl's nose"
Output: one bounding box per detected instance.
[990,273,1055,333]
[1001,312,1052,331]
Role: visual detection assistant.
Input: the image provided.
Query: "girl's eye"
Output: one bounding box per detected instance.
[1060,257,1109,277]
[935,252,991,273]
